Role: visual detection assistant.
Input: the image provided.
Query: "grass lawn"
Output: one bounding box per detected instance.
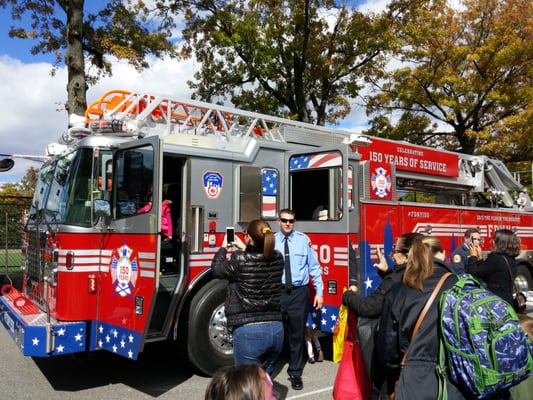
[0,249,23,287]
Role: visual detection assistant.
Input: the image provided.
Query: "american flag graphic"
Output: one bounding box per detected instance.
[262,169,278,217]
[96,321,143,359]
[289,152,342,170]
[307,304,340,333]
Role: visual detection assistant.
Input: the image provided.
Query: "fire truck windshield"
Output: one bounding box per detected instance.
[27,148,97,226]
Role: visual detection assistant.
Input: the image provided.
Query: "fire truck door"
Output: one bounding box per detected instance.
[283,146,357,333]
[95,136,161,360]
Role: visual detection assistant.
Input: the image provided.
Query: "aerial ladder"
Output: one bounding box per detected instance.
[75,89,531,211]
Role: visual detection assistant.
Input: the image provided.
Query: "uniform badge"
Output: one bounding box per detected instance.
[453,254,462,264]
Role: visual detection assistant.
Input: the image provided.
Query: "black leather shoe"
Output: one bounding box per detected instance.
[289,376,303,390]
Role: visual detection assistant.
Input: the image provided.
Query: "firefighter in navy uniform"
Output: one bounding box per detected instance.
[274,209,324,391]
[452,229,481,274]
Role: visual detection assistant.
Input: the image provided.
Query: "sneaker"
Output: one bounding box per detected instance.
[308,356,315,364]
[317,350,324,362]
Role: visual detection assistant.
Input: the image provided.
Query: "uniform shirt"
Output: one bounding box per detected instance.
[275,230,324,297]
[451,243,469,274]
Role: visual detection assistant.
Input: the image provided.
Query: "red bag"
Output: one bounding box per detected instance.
[332,311,373,400]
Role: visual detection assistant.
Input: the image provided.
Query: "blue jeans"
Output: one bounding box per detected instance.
[233,321,284,375]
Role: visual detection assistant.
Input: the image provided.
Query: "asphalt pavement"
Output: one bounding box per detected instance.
[0,327,337,400]
[1,298,532,399]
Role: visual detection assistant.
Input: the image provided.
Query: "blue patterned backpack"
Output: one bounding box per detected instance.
[437,274,533,399]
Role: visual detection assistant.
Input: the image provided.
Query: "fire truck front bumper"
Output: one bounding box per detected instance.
[0,285,88,357]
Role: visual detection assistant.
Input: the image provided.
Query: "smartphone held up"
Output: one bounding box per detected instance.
[226,227,235,244]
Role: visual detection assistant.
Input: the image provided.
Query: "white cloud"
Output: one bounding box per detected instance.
[0,55,196,183]
[356,0,390,13]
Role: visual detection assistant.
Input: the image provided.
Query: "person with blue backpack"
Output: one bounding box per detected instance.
[438,229,533,399]
[376,236,467,400]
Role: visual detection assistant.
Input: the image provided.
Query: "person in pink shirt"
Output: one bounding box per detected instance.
[161,197,173,240]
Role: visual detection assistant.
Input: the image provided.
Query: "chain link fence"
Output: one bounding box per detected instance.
[0,195,32,286]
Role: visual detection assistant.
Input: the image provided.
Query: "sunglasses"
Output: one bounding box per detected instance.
[389,246,403,259]
[279,218,295,224]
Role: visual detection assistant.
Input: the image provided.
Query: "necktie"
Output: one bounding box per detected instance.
[284,236,293,291]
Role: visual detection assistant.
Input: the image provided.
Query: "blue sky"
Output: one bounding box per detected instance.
[0,9,52,63]
[0,1,385,183]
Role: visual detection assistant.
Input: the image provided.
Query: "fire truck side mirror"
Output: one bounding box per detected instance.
[0,158,15,172]
[94,199,111,217]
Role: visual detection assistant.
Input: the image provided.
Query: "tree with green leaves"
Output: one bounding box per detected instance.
[175,0,394,125]
[0,0,177,121]
[365,0,533,163]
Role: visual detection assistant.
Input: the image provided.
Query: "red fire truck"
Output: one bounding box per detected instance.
[1,89,532,375]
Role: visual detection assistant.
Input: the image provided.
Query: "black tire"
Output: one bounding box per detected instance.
[515,264,533,293]
[188,279,233,376]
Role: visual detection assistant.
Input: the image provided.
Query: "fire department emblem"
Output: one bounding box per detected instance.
[111,244,139,298]
[371,167,391,198]
[203,171,223,199]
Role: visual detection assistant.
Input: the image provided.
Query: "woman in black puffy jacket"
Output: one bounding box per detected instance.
[211,219,284,376]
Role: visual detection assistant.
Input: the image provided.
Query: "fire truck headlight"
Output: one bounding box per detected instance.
[44,268,58,285]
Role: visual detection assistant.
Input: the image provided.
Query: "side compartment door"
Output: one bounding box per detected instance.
[94,135,161,359]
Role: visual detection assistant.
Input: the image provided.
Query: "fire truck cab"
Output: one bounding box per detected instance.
[1,89,532,376]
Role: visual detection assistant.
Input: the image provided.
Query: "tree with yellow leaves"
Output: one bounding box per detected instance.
[366,0,532,164]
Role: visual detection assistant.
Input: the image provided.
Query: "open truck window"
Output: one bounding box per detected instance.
[289,151,343,221]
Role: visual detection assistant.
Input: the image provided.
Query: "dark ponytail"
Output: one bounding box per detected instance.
[246,219,275,259]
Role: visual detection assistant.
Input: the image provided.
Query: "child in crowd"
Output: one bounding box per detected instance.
[305,328,323,363]
[205,364,277,400]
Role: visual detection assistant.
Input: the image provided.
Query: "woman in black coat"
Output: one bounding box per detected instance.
[377,236,467,400]
[342,232,424,318]
[342,232,423,391]
[466,229,521,310]
[211,219,284,376]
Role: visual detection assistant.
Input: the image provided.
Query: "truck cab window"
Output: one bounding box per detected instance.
[289,152,343,221]
[114,145,154,218]
[27,149,95,226]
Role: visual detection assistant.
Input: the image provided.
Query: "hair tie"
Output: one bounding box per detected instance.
[262,227,271,234]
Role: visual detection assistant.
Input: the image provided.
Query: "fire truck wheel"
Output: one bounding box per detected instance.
[188,279,233,376]
[515,264,533,293]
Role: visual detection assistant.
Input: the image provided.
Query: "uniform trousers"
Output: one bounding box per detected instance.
[280,285,310,377]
